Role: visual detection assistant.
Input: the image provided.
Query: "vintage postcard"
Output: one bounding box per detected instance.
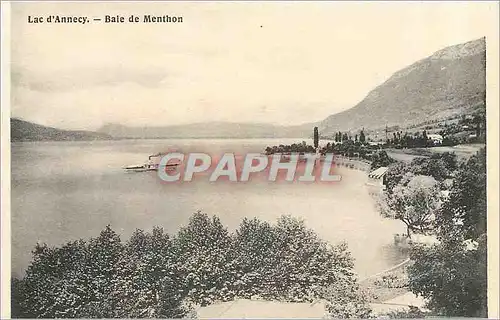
[1,1,499,318]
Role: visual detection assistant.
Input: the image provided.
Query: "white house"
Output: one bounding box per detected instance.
[427,134,443,145]
[368,141,384,147]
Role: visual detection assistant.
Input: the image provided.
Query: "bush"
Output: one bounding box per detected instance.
[384,152,457,194]
[384,306,427,318]
[441,135,460,147]
[374,273,408,289]
[323,277,372,319]
[370,151,395,170]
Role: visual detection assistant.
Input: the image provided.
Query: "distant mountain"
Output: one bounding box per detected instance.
[98,122,313,139]
[11,118,112,142]
[16,39,484,141]
[320,37,486,134]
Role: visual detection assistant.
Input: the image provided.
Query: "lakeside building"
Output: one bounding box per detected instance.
[366,166,388,196]
[427,134,443,145]
[367,167,388,187]
[368,141,385,147]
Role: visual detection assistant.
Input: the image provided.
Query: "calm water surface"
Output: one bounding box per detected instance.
[11,139,405,278]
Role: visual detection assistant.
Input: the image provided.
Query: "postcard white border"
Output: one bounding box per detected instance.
[0,1,498,319]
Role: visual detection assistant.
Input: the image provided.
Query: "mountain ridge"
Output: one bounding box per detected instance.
[11,118,113,142]
[97,121,314,139]
[319,37,486,134]
[11,38,485,141]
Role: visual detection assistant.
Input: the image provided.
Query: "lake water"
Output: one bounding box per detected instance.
[11,139,405,279]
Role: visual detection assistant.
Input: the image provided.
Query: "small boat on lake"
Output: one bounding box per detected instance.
[123,163,158,172]
[123,153,180,173]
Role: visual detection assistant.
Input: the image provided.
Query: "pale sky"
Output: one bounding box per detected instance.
[10,1,498,130]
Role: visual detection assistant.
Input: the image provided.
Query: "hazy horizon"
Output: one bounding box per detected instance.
[12,117,318,130]
[10,2,496,130]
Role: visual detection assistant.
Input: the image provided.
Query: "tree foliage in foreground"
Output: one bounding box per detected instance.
[13,226,194,319]
[12,213,369,318]
[436,148,486,241]
[408,236,487,317]
[380,174,443,237]
[322,272,372,319]
[407,148,487,317]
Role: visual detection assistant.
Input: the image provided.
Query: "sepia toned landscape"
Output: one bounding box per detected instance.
[6,2,496,319]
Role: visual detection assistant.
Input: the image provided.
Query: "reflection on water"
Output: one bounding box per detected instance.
[11,139,406,278]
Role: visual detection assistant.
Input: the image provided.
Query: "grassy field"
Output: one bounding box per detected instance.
[386,143,484,162]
